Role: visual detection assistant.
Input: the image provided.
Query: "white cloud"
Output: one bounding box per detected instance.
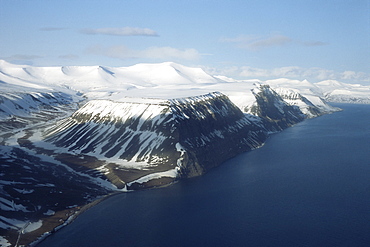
[240,66,340,81]
[206,65,370,83]
[239,66,270,77]
[221,34,326,50]
[340,70,369,81]
[238,66,338,80]
[87,45,200,60]
[247,35,292,50]
[81,27,158,36]
[221,34,292,50]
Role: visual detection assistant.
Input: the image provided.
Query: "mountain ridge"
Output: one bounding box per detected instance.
[1,60,369,104]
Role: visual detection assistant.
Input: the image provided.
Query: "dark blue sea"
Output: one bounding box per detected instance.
[38,104,370,247]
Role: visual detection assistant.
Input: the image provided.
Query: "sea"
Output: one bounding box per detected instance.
[37,103,370,247]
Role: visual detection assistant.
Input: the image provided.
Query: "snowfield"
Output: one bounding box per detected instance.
[1,60,368,107]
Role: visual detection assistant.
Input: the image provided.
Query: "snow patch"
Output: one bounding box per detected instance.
[22,220,43,233]
[127,169,178,186]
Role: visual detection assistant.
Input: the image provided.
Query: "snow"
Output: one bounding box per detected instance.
[1,60,368,246]
[0,236,11,247]
[22,220,43,233]
[1,60,369,111]
[0,197,31,212]
[44,209,55,216]
[0,59,369,247]
[0,60,369,194]
[127,168,178,186]
[0,215,26,229]
[176,142,186,167]
[7,129,124,192]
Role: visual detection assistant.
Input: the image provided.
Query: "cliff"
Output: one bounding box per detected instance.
[42,92,268,190]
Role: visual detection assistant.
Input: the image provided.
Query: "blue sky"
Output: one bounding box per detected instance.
[1,0,369,84]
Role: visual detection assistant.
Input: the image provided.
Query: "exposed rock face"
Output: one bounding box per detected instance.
[169,93,267,178]
[273,88,324,118]
[245,85,305,132]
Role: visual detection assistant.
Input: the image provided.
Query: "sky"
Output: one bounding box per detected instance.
[1,0,369,84]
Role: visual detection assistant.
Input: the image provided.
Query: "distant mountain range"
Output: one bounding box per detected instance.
[0,60,369,246]
[1,60,369,105]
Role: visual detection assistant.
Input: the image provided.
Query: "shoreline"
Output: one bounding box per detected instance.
[29,191,123,247]
[29,180,180,246]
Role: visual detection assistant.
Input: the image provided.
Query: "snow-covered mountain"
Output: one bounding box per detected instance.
[38,92,268,190]
[1,59,350,129]
[264,78,370,105]
[1,60,368,246]
[315,80,370,104]
[1,60,368,106]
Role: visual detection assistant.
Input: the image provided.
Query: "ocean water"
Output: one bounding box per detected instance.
[38,104,370,247]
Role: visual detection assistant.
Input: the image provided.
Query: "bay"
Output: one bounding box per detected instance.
[38,104,370,247]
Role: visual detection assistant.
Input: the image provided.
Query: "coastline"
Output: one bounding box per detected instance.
[29,180,180,246]
[28,191,123,247]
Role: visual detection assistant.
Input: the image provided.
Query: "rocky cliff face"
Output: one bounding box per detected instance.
[245,85,305,132]
[168,93,268,178]
[272,87,324,118]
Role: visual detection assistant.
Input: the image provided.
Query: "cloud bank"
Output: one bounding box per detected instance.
[81,27,158,36]
[221,34,327,50]
[206,65,370,82]
[87,45,200,60]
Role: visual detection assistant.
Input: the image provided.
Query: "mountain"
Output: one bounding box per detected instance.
[315,80,370,104]
[38,92,267,190]
[1,60,367,246]
[264,78,370,105]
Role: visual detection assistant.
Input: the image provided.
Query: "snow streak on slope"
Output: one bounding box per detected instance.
[44,98,173,164]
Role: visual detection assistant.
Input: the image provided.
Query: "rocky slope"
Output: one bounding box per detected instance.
[39,92,268,190]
